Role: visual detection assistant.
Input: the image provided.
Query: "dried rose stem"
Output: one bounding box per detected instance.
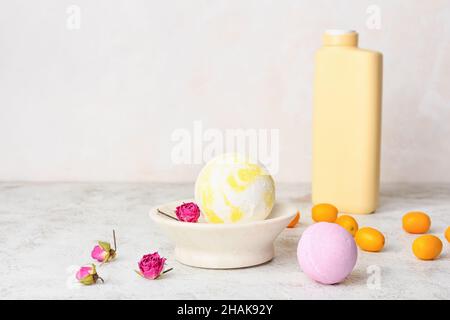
[95,274,104,283]
[157,208,178,221]
[113,229,117,251]
[163,268,173,274]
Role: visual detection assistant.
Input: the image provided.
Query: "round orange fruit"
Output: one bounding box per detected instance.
[445,226,450,243]
[402,211,431,234]
[355,227,385,252]
[336,215,359,236]
[312,203,338,223]
[412,235,442,260]
[287,211,300,228]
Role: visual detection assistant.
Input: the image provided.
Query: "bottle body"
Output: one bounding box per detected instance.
[312,31,382,214]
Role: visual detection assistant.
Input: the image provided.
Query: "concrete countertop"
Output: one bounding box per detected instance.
[0,182,449,299]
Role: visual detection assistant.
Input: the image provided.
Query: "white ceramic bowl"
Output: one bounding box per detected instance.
[150,199,297,269]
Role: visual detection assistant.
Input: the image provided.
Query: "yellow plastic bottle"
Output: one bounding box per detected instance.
[312,30,382,214]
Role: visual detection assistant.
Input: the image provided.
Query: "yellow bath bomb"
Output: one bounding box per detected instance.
[195,153,275,224]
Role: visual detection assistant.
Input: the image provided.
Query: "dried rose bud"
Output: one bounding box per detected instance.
[76,264,103,285]
[136,252,173,280]
[175,202,200,222]
[91,230,117,263]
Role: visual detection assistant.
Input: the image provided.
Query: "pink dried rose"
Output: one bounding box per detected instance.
[76,264,103,285]
[175,202,200,222]
[91,230,117,263]
[136,252,173,280]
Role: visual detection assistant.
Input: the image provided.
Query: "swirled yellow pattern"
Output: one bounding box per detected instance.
[195,153,275,224]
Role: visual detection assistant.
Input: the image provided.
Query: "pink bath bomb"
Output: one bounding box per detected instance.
[297,222,357,284]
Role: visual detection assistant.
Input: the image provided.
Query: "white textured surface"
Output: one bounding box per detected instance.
[1,1,450,183]
[0,182,449,299]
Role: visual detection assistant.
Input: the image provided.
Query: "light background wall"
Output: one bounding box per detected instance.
[1,0,449,182]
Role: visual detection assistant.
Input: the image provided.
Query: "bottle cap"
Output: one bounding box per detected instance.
[323,30,358,46]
